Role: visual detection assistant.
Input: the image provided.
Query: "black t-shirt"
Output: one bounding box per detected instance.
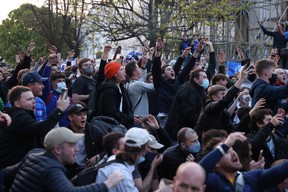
[72,76,96,96]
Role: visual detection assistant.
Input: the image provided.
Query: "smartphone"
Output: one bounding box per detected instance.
[60,87,68,99]
[278,108,285,118]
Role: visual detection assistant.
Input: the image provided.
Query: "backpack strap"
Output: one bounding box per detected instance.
[126,80,143,112]
[45,92,53,104]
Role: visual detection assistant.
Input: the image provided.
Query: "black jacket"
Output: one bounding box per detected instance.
[164,81,205,140]
[0,107,63,168]
[194,85,239,140]
[249,122,288,168]
[95,79,134,128]
[9,150,108,192]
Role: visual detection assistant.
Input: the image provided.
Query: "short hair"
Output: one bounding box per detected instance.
[77,58,90,69]
[202,129,228,148]
[211,74,226,85]
[255,59,276,76]
[207,85,227,99]
[125,61,137,78]
[189,69,205,82]
[146,73,152,82]
[177,127,197,145]
[203,137,224,155]
[249,108,273,130]
[103,132,125,157]
[17,69,29,82]
[8,86,31,106]
[50,72,66,82]
[161,64,170,74]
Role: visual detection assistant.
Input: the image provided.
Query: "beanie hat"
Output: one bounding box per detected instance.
[104,61,122,79]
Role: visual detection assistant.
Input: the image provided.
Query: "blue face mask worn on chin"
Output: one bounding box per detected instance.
[201,79,209,89]
[186,141,201,154]
[55,82,67,93]
[136,156,145,164]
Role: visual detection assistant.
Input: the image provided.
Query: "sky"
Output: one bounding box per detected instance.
[0,0,44,23]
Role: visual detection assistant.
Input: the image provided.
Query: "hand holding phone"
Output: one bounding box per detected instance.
[278,108,285,118]
[60,87,68,100]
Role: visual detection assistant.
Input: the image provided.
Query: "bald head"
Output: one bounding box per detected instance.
[173,162,206,192]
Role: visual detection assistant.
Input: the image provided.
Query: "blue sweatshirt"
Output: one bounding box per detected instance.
[200,143,288,192]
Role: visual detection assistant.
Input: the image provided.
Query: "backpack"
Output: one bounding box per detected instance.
[71,159,123,186]
[89,116,127,134]
[85,116,127,158]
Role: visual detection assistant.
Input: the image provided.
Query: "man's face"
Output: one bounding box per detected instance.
[173,171,205,192]
[80,61,92,75]
[163,66,175,80]
[52,78,66,90]
[195,71,207,86]
[59,143,79,165]
[28,82,44,96]
[217,79,228,87]
[16,91,36,111]
[258,114,272,129]
[133,64,141,79]
[216,147,242,172]
[275,68,286,84]
[68,111,87,132]
[212,90,226,101]
[182,133,199,150]
[115,66,126,82]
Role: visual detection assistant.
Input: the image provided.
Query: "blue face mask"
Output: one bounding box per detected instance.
[201,79,209,89]
[136,156,145,164]
[145,152,158,164]
[186,141,201,154]
[55,82,67,93]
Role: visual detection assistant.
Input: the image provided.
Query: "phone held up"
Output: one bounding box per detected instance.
[61,87,68,100]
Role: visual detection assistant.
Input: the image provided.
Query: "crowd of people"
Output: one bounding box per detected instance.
[1,22,288,192]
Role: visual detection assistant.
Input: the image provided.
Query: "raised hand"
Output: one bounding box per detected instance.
[218,52,226,64]
[48,45,57,54]
[26,42,35,55]
[237,48,245,61]
[249,98,266,117]
[224,132,246,148]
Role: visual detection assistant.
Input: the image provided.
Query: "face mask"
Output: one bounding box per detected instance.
[145,152,158,164]
[201,79,209,89]
[55,82,67,93]
[186,141,201,154]
[269,73,277,85]
[136,156,145,164]
[82,66,93,75]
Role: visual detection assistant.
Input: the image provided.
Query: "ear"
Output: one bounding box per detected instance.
[111,148,118,155]
[53,145,62,156]
[193,77,199,84]
[212,95,217,101]
[14,100,21,108]
[172,176,177,185]
[68,114,73,122]
[256,122,263,129]
[180,142,186,149]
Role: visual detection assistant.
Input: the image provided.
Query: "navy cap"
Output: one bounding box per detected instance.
[22,71,48,86]
[68,104,88,115]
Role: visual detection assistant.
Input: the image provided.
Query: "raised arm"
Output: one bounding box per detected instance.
[152,37,164,88]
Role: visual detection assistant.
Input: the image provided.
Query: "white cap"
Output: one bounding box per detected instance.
[125,127,152,147]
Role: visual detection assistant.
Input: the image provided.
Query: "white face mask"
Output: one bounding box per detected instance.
[55,82,67,93]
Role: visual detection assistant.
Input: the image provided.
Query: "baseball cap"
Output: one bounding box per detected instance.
[125,127,152,148]
[148,134,164,149]
[44,127,84,150]
[67,103,88,115]
[22,71,48,86]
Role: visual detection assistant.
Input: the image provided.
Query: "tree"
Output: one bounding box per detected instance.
[27,0,94,56]
[89,0,249,53]
[0,4,47,67]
